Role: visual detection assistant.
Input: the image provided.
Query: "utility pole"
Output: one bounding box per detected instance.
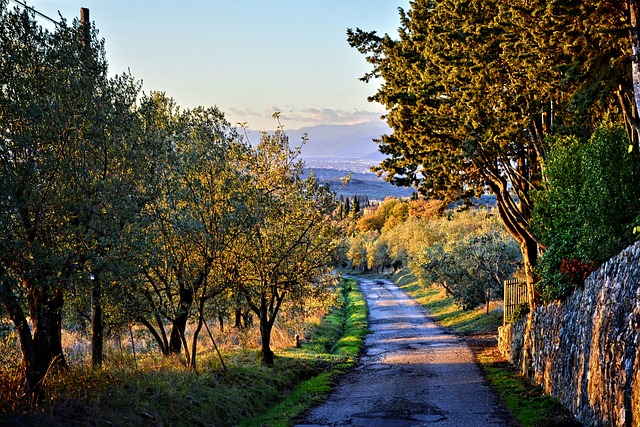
[80,7,90,47]
[80,6,104,368]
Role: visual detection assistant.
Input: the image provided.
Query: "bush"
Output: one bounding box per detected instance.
[559,258,598,284]
[533,123,640,300]
[411,210,521,310]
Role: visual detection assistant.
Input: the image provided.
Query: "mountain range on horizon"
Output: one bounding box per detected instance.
[245,121,391,163]
[243,121,415,199]
[288,121,390,161]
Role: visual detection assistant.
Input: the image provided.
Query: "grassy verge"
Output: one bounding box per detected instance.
[475,349,579,427]
[391,270,579,427]
[394,270,503,334]
[240,277,367,426]
[0,279,368,427]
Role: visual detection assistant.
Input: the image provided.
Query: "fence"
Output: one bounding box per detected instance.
[503,279,528,324]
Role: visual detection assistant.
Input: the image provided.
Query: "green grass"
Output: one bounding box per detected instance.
[478,357,578,427]
[0,279,369,427]
[239,278,368,426]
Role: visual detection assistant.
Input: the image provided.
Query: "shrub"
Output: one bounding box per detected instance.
[559,258,598,285]
[533,123,640,300]
[411,210,521,310]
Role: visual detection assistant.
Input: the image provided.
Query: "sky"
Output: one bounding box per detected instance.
[20,0,411,130]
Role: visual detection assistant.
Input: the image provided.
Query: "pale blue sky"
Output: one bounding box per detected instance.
[24,0,410,130]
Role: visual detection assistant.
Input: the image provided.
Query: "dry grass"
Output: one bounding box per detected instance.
[0,280,357,427]
[0,333,24,415]
[0,302,330,418]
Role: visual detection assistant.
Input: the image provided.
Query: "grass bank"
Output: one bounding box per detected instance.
[240,277,367,426]
[392,270,579,427]
[0,278,368,427]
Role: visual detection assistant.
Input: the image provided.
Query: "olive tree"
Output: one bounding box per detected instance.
[0,2,146,391]
[235,128,341,365]
[411,211,521,310]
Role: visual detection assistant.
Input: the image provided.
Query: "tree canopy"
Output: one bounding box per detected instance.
[348,0,638,305]
[0,2,342,393]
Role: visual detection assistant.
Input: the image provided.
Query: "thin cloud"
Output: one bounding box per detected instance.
[287,107,384,125]
[227,105,386,129]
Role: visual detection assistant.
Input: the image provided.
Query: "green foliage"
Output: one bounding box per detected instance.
[411,210,521,310]
[346,202,520,310]
[533,124,640,300]
[0,279,368,426]
[238,278,367,426]
[506,303,530,324]
[236,128,342,365]
[348,0,635,295]
[0,2,343,390]
[355,198,407,233]
[0,0,149,383]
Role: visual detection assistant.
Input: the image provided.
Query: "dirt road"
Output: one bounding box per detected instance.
[295,277,511,427]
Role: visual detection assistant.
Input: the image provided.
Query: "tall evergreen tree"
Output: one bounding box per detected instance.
[348,0,635,305]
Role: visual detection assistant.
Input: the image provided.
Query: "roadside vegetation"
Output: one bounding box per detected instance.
[3,2,640,426]
[343,198,520,312]
[0,278,367,427]
[0,2,342,402]
[241,277,367,427]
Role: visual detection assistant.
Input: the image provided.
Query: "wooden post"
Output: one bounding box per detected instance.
[80,7,90,47]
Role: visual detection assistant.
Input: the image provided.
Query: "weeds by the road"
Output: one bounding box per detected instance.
[240,277,368,426]
[0,278,368,427]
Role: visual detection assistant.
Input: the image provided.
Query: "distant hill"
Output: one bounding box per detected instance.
[245,121,390,172]
[304,167,414,200]
[287,122,390,161]
[248,122,415,199]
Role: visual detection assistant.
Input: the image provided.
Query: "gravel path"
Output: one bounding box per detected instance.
[294,277,511,427]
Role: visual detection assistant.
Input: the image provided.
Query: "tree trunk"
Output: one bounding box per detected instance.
[91,275,103,367]
[520,238,539,309]
[5,283,68,397]
[244,312,253,328]
[169,283,193,354]
[490,180,540,310]
[234,308,242,329]
[169,317,186,353]
[258,296,274,366]
[189,297,208,370]
[260,317,274,366]
[138,316,170,356]
[190,322,201,370]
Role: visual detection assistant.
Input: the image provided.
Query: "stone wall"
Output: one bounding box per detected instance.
[498,241,640,427]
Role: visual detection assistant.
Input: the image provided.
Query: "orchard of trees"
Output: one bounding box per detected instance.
[4,0,640,411]
[0,2,340,396]
[343,197,521,310]
[349,0,640,307]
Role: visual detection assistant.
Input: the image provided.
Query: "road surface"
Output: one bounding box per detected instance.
[295,277,511,427]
